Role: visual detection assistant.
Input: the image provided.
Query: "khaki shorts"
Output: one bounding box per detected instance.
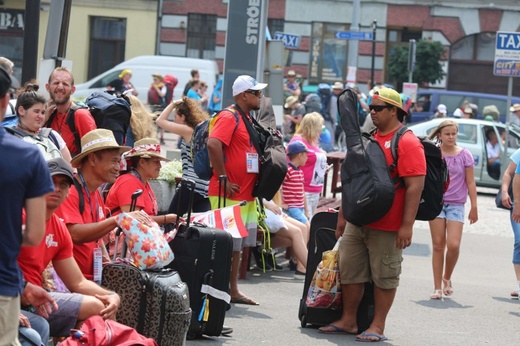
[339,223,403,289]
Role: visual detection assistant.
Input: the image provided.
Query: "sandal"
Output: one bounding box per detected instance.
[510,283,520,299]
[443,278,453,296]
[430,289,443,300]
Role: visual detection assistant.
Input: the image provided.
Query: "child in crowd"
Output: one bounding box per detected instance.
[281,140,311,229]
[427,120,478,300]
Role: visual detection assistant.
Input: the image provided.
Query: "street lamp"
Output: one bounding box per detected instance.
[370,19,377,89]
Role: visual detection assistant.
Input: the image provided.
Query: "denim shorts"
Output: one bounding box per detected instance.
[286,207,308,224]
[437,204,465,223]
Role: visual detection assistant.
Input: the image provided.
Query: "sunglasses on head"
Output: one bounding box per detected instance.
[369,105,392,113]
[244,90,262,97]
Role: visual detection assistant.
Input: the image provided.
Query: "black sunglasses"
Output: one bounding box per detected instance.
[369,105,392,113]
[244,89,262,97]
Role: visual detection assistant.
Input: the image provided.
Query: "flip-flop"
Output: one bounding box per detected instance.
[318,323,357,335]
[355,331,388,342]
[230,296,259,305]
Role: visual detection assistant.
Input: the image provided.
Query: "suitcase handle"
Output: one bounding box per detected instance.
[114,189,143,261]
[175,179,195,229]
[218,175,227,208]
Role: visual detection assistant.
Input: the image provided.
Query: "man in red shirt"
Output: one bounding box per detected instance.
[19,157,120,337]
[45,67,97,157]
[207,75,267,306]
[319,88,426,342]
[55,129,130,281]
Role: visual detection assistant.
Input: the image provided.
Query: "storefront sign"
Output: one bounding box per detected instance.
[0,9,24,31]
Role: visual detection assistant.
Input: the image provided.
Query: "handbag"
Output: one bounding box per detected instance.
[306,237,342,310]
[115,211,174,269]
[495,182,513,210]
[237,105,288,201]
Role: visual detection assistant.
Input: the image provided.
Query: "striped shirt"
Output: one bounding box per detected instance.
[282,163,305,208]
[181,139,209,198]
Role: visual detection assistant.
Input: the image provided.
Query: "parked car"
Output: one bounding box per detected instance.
[73,56,219,104]
[409,118,520,188]
[411,90,520,124]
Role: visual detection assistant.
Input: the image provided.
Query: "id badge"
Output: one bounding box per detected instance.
[93,246,103,284]
[246,152,259,173]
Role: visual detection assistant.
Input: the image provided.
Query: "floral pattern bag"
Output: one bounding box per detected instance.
[116,211,174,270]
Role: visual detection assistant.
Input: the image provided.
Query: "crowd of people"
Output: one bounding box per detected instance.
[3,52,520,345]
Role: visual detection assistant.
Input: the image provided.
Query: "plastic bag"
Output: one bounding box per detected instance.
[305,238,342,309]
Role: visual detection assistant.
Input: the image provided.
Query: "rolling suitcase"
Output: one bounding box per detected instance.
[102,190,191,346]
[298,210,374,332]
[167,178,233,339]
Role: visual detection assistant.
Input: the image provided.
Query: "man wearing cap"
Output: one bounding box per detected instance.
[0,66,58,344]
[319,88,426,342]
[283,70,301,102]
[283,95,306,140]
[45,67,97,157]
[55,129,131,281]
[207,74,267,306]
[510,104,520,126]
[434,104,447,118]
[19,157,121,337]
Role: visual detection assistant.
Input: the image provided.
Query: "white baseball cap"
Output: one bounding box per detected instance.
[437,104,447,114]
[232,75,267,97]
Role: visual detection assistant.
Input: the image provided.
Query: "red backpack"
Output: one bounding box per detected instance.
[163,74,178,104]
[59,315,157,346]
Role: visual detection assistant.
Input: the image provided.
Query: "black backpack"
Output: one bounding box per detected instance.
[391,127,449,221]
[238,106,288,201]
[85,91,132,145]
[338,89,396,226]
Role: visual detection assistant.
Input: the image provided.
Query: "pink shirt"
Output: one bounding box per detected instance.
[290,135,327,194]
[443,148,474,204]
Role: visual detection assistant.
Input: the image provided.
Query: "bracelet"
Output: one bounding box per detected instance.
[164,215,167,224]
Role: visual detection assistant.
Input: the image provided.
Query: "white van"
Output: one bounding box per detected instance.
[73,56,219,104]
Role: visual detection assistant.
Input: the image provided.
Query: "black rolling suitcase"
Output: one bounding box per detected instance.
[167,178,233,339]
[102,190,191,346]
[298,210,374,332]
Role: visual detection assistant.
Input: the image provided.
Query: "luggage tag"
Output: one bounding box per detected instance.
[246,152,259,173]
[93,246,103,284]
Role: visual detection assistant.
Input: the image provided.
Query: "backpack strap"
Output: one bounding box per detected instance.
[66,106,82,156]
[73,176,85,215]
[389,126,411,186]
[5,126,30,138]
[38,127,61,149]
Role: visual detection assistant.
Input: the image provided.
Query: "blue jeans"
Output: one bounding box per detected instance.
[19,310,49,346]
[510,208,520,265]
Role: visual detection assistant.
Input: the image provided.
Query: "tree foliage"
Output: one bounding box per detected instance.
[387,39,445,90]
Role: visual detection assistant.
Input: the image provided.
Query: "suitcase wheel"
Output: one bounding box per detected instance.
[300,314,307,328]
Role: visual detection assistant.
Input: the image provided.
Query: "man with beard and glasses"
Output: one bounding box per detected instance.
[207,75,267,306]
[44,67,97,157]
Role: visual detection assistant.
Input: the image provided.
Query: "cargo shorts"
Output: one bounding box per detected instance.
[339,223,403,289]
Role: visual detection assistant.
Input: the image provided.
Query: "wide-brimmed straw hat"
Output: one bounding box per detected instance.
[71,129,131,168]
[121,138,170,170]
[510,103,520,113]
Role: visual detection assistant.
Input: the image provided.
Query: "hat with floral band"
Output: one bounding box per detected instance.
[71,129,130,168]
[121,138,170,170]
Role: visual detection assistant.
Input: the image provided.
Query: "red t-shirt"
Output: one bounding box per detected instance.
[48,108,97,156]
[105,173,158,216]
[367,127,426,231]
[207,108,258,202]
[18,214,74,286]
[55,183,106,280]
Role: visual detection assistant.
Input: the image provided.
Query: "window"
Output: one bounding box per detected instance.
[385,28,422,83]
[268,18,284,36]
[88,17,126,79]
[186,14,216,59]
[308,22,348,84]
[451,33,496,62]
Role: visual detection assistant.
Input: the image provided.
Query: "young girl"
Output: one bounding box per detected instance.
[428,120,478,299]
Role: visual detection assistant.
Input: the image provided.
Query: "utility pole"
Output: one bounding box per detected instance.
[22,0,41,84]
[370,19,377,88]
[408,39,416,83]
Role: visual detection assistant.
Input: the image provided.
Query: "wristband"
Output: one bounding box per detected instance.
[164,215,167,224]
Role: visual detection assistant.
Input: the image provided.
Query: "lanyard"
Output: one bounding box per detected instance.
[131,169,158,216]
[77,170,99,222]
[234,104,255,149]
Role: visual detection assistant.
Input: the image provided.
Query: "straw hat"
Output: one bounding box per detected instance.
[332,82,344,90]
[71,129,131,168]
[510,103,520,113]
[284,95,299,108]
[121,138,170,170]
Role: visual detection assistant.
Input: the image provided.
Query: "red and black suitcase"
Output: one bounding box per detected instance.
[298,210,374,332]
[167,178,233,339]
